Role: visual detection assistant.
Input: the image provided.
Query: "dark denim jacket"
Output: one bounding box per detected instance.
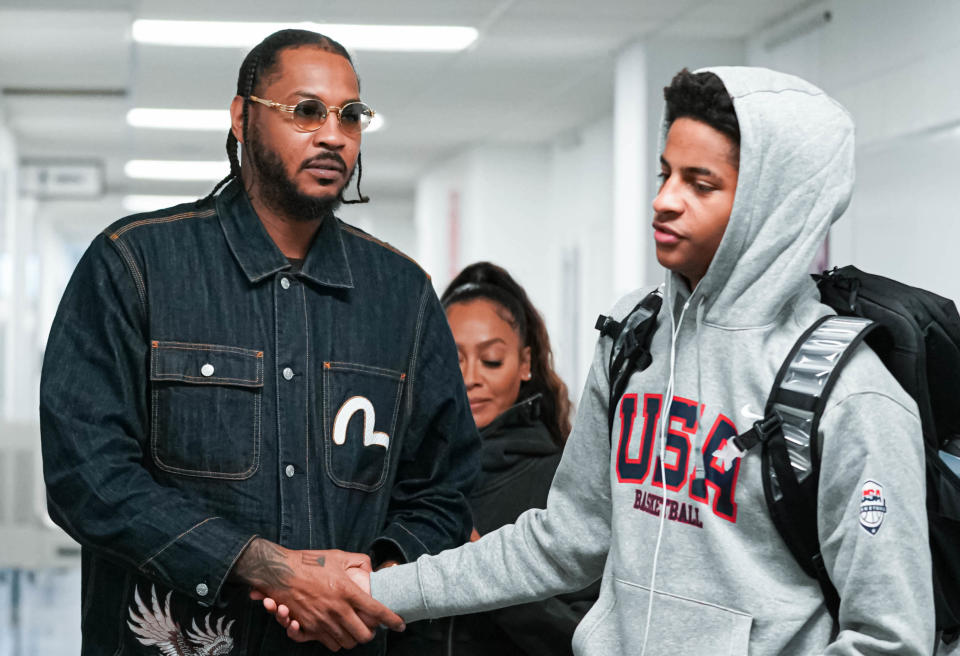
[39,180,480,655]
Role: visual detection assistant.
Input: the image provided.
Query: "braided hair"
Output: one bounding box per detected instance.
[205,28,369,204]
[442,262,573,445]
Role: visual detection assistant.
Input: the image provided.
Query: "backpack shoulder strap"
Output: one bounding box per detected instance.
[595,289,663,437]
[761,314,878,623]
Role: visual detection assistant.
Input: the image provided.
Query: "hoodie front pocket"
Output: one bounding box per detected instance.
[149,340,263,479]
[610,578,753,655]
[322,362,405,491]
[571,582,619,655]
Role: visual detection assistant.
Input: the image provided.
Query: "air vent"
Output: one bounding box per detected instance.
[2,87,126,98]
[20,161,104,199]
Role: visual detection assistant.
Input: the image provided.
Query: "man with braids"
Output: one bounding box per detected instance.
[326,67,932,654]
[39,29,480,654]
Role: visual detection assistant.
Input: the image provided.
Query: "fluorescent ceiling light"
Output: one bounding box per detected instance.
[127,106,386,133]
[127,108,230,131]
[132,20,478,51]
[125,160,228,181]
[123,194,198,213]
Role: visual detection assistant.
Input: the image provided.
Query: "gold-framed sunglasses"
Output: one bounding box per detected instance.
[247,95,375,133]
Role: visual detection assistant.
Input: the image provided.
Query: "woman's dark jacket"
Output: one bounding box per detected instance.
[388,395,598,656]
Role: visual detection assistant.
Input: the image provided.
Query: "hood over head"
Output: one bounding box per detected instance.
[661,66,855,327]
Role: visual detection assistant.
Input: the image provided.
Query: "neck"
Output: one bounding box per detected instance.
[252,198,323,260]
[243,175,326,260]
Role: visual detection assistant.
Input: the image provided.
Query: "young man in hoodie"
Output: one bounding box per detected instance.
[275,67,936,654]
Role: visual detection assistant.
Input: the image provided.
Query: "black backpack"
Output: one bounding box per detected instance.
[596,265,960,644]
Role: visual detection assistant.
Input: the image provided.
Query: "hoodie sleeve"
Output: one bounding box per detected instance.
[370,338,614,622]
[815,387,934,656]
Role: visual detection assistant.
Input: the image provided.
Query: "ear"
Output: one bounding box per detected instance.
[520,346,532,381]
[230,95,246,145]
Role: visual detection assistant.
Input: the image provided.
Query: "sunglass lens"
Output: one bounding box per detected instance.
[293,100,327,130]
[340,103,374,132]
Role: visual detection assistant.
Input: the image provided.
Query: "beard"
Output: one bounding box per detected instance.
[245,125,355,222]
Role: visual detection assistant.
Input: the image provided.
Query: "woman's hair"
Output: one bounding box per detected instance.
[441,262,572,445]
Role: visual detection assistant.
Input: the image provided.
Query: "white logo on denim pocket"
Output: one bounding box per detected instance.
[333,396,390,448]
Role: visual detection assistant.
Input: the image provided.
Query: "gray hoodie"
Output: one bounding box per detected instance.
[372,67,934,655]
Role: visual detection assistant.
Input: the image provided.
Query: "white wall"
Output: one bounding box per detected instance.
[416,144,554,295]
[414,143,556,322]
[338,192,416,259]
[0,108,13,418]
[414,126,613,397]
[612,42,650,299]
[546,119,615,394]
[414,150,469,284]
[747,0,960,303]
[0,102,30,421]
[459,146,556,315]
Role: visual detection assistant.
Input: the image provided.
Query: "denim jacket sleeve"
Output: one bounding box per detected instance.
[39,234,256,607]
[371,282,481,564]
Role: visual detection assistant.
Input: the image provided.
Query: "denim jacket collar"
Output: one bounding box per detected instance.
[216,178,354,289]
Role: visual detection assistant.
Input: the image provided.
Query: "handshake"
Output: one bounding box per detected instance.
[233,537,406,650]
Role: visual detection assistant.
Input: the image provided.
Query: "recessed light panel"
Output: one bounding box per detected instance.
[132,20,478,52]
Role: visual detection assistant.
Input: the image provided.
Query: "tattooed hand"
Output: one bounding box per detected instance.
[232,538,404,649]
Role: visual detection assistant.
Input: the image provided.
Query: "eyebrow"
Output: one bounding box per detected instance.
[476,337,507,349]
[291,90,362,104]
[660,155,716,178]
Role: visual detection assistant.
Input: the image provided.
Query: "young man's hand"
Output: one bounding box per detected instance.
[254,560,402,642]
[233,538,404,649]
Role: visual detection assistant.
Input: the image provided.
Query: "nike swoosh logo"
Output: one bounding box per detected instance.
[741,404,765,421]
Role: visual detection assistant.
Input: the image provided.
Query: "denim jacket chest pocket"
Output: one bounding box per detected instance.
[322,361,406,491]
[149,340,264,479]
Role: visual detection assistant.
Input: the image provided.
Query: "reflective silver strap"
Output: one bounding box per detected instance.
[769,316,874,495]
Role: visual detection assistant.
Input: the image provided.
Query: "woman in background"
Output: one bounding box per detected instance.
[388,261,595,656]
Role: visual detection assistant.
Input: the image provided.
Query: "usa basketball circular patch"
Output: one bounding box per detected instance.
[859,479,887,535]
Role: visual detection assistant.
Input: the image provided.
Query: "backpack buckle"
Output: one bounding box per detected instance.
[753,413,783,443]
[595,314,622,337]
[730,413,783,453]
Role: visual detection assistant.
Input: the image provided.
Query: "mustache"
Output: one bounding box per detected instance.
[300,152,347,172]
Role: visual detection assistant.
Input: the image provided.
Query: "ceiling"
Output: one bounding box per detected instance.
[0,0,815,202]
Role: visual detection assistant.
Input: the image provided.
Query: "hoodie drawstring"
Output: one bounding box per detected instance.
[694,298,706,480]
[639,289,690,656]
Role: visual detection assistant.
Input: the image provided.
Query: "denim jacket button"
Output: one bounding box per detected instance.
[200,363,214,377]
[196,582,209,597]
[281,277,291,290]
[282,367,294,380]
[285,464,295,478]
